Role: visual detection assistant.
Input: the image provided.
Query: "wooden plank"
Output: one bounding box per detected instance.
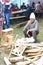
[16,60,31,65]
[33,56,43,65]
[25,48,40,53]
[8,35,19,59]
[9,57,24,62]
[10,16,26,20]
[15,21,27,28]
[23,43,43,47]
[11,10,26,14]
[4,57,11,65]
[27,52,41,56]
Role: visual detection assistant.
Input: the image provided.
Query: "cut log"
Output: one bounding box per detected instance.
[34,56,43,65]
[25,48,40,53]
[27,51,41,57]
[9,56,24,62]
[4,57,11,65]
[16,60,31,65]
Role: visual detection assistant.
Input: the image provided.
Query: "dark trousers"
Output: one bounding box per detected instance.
[23,29,39,41]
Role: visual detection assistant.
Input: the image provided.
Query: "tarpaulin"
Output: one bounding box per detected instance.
[2,0,10,2]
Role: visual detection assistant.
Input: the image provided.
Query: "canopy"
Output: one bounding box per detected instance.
[2,0,10,2]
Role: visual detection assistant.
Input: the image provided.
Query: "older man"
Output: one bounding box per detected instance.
[23,12,39,41]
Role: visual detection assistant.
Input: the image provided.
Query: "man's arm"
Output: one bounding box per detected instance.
[23,20,31,31]
[27,21,39,34]
[29,21,39,31]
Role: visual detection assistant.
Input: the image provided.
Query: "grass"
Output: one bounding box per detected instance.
[0,18,43,65]
[37,18,43,42]
[11,18,43,42]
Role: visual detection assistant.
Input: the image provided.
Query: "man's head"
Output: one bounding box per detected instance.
[38,1,40,4]
[22,2,25,5]
[30,12,35,23]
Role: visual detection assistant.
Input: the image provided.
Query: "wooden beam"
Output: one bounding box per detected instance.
[25,48,40,53]
[10,16,26,20]
[15,21,27,28]
[11,10,26,14]
[27,51,41,57]
[9,57,24,62]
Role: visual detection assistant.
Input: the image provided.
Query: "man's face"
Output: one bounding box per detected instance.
[30,18,35,23]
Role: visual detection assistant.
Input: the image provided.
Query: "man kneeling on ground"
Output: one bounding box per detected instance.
[23,12,39,42]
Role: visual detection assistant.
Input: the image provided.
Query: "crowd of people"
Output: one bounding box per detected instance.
[10,1,43,17]
[32,1,43,12]
[10,1,43,12]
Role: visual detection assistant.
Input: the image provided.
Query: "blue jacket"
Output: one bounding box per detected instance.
[3,5,11,13]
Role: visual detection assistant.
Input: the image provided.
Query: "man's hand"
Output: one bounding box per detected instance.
[8,7,10,10]
[26,30,29,34]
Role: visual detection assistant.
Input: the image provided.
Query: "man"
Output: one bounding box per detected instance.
[23,12,39,42]
[35,1,42,12]
[20,2,27,10]
[3,1,11,28]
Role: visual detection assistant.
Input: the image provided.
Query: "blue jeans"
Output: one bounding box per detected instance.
[4,13,10,28]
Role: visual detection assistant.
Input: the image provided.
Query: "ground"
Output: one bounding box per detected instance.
[0,18,43,65]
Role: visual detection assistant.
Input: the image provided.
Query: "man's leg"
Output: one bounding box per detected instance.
[6,13,10,28]
[23,30,29,37]
[32,31,38,42]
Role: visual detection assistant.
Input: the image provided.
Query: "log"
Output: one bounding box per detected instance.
[16,60,31,65]
[10,56,24,62]
[25,48,40,53]
[33,56,43,65]
[27,51,41,57]
[4,57,11,65]
[8,35,19,59]
[15,21,27,28]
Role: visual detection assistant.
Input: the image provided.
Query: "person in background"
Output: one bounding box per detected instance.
[20,2,27,10]
[32,2,35,9]
[41,3,43,11]
[11,4,15,11]
[3,1,11,28]
[14,4,19,11]
[10,3,14,10]
[35,1,42,12]
[23,12,39,42]
[35,1,42,17]
[26,4,32,17]
[31,2,35,11]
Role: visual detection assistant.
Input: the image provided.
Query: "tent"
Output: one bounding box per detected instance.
[2,0,10,2]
